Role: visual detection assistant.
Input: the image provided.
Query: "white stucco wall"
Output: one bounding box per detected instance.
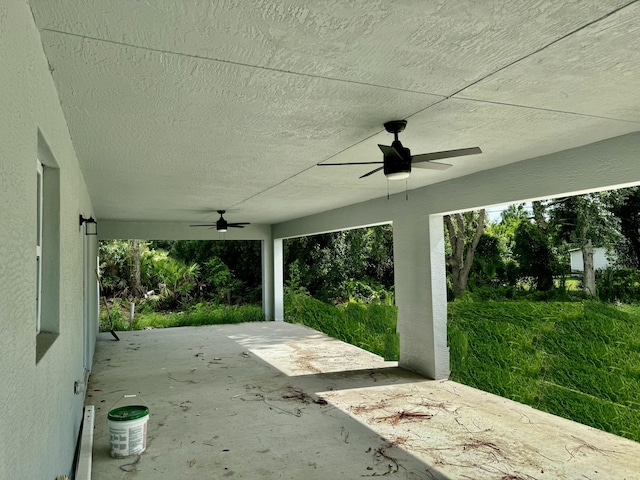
[570,247,611,272]
[0,1,96,478]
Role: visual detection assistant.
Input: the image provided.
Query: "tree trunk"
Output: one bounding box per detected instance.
[532,200,548,231]
[131,239,143,298]
[582,238,596,296]
[444,210,486,298]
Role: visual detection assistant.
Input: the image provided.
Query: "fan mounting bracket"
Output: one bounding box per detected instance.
[383,120,407,135]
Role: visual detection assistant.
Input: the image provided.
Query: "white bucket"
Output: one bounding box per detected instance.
[108,405,149,458]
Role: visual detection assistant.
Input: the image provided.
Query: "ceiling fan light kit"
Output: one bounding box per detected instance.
[317,119,482,182]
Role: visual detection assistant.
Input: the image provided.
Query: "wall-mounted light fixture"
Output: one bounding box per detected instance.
[79,215,97,236]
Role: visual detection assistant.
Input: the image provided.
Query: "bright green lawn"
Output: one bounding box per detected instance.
[100,301,264,331]
[448,300,640,443]
[284,292,399,361]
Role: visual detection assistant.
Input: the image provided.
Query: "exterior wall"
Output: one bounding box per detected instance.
[570,247,611,272]
[0,1,96,478]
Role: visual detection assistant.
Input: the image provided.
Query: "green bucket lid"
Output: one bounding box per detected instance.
[108,405,149,421]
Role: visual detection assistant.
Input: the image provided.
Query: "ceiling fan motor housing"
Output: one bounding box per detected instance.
[216,218,228,231]
[384,140,411,179]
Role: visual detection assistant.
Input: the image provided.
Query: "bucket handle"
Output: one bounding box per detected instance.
[109,394,149,414]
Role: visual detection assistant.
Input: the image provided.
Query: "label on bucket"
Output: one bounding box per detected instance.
[110,421,147,457]
[108,406,149,458]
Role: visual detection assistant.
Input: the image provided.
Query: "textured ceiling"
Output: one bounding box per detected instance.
[30,0,640,224]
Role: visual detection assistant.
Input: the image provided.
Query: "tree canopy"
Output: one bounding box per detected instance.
[98,186,640,307]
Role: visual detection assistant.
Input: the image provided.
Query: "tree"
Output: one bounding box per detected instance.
[611,187,640,268]
[169,240,262,303]
[130,239,144,297]
[284,225,395,302]
[550,192,621,296]
[512,219,556,291]
[202,257,241,305]
[470,233,504,288]
[140,248,200,309]
[531,200,548,231]
[444,209,486,298]
[99,240,132,297]
[484,203,530,286]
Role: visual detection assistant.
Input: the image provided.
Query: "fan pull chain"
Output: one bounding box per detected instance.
[387,180,390,200]
[405,179,408,201]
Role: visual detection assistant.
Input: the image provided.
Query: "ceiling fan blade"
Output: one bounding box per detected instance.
[378,144,403,159]
[228,222,250,227]
[190,224,216,227]
[317,161,383,166]
[359,166,384,179]
[411,161,453,171]
[412,147,482,164]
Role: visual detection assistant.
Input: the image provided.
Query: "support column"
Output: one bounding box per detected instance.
[274,238,284,321]
[393,213,449,379]
[261,238,275,320]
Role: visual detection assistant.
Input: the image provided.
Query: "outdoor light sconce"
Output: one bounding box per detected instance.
[79,215,97,236]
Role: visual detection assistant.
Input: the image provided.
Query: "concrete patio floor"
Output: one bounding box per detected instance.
[86,322,640,479]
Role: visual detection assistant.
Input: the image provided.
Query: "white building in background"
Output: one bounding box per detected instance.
[569,247,612,272]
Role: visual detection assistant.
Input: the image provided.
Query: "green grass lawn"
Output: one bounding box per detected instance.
[284,292,640,443]
[100,301,264,331]
[284,292,399,360]
[449,300,640,443]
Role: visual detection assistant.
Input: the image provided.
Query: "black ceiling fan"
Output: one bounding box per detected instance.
[318,120,482,179]
[189,210,250,232]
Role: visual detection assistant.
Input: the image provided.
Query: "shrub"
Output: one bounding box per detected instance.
[597,268,640,303]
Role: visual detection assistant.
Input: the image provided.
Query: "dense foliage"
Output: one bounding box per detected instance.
[444,187,640,301]
[99,187,640,309]
[596,268,640,303]
[512,219,560,291]
[612,187,640,268]
[99,239,262,310]
[284,225,394,304]
[167,240,262,303]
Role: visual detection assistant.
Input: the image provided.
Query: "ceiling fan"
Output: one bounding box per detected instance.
[189,210,250,232]
[318,120,482,180]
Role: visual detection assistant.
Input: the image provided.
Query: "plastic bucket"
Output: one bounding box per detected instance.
[108,405,149,458]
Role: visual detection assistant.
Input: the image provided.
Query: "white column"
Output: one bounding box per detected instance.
[393,213,449,379]
[261,239,275,320]
[274,238,284,321]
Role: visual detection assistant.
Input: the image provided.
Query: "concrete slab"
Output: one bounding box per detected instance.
[87,322,640,479]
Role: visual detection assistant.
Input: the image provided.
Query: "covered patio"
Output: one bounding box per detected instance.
[4,2,640,478]
[87,322,640,479]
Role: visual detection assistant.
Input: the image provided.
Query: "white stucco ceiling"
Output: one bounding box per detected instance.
[30,0,640,225]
